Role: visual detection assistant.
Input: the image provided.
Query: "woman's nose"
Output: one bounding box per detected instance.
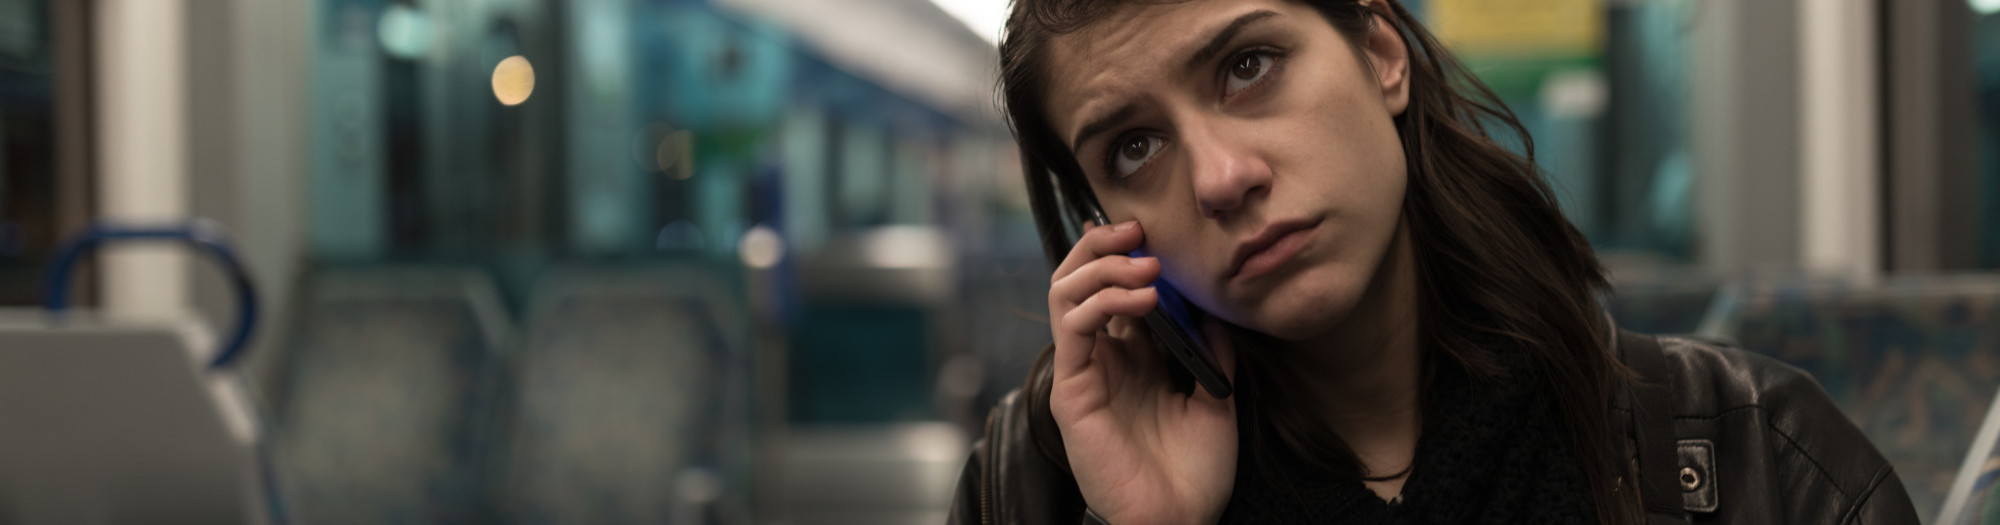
[1186,126,1274,219]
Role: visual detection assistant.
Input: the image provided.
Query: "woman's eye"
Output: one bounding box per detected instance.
[1112,135,1162,177]
[1224,52,1273,96]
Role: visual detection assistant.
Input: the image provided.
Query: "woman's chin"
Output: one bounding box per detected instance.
[1230,272,1368,343]
[1245,305,1349,342]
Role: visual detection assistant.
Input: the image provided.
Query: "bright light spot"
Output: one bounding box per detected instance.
[659,130,694,179]
[632,124,694,179]
[377,5,431,59]
[738,225,785,269]
[1539,68,1607,120]
[1975,0,2000,15]
[929,0,1007,45]
[491,55,536,106]
[860,226,949,269]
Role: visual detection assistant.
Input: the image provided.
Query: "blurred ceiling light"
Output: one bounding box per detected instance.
[1975,0,2000,15]
[929,0,1006,45]
[491,55,536,106]
[376,5,431,59]
[739,226,786,269]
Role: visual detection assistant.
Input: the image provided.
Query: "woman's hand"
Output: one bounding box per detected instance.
[1047,221,1239,525]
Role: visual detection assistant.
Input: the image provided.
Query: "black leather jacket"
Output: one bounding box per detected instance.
[948,330,1921,524]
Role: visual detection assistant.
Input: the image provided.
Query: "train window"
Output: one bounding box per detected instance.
[1418,0,1696,261]
[0,0,64,305]
[1975,8,2000,268]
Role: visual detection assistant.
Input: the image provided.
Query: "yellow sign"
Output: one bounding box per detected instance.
[1426,0,1602,56]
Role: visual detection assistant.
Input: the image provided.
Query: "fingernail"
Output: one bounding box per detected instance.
[1129,257,1152,266]
[1113,221,1136,231]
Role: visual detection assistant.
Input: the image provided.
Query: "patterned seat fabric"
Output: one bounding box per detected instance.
[496,267,751,525]
[1722,278,2000,523]
[271,270,508,524]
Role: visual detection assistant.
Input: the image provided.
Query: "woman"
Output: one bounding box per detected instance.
[949,0,1919,523]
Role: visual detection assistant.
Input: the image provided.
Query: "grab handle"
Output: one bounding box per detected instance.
[42,220,260,369]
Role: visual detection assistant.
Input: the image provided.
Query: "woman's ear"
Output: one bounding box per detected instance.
[1360,4,1411,116]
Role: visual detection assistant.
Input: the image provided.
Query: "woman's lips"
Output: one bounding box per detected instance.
[1230,219,1321,282]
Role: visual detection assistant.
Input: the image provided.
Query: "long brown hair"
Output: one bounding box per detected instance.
[1000,0,1636,522]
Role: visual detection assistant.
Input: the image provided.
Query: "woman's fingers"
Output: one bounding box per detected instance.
[1048,221,1157,382]
[1062,286,1161,338]
[1053,221,1145,283]
[1052,286,1159,379]
[1049,255,1160,310]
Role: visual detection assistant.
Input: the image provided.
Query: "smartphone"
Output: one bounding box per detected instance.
[1069,191,1234,399]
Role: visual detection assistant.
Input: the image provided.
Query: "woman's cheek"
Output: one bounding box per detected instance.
[1157,256,1233,323]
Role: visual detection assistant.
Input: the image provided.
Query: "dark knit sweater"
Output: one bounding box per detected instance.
[1217,354,1597,524]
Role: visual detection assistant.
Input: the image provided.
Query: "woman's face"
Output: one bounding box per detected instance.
[1044,0,1411,341]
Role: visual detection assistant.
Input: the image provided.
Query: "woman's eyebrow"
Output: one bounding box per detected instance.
[1071,103,1137,156]
[1184,10,1279,70]
[1068,9,1280,156]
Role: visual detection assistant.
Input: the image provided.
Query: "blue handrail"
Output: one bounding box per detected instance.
[41,220,260,369]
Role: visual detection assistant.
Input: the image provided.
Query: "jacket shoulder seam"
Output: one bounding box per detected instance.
[1836,461,1895,524]
[1760,404,1858,503]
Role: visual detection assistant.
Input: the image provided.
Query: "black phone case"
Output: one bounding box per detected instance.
[1138,282,1233,399]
